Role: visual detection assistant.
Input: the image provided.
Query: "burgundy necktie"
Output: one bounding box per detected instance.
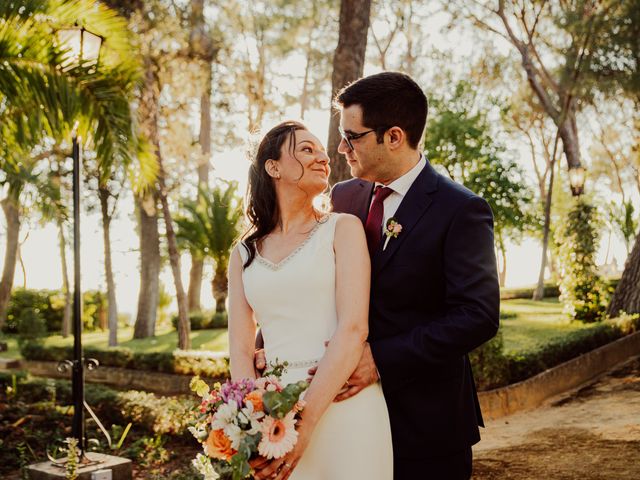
[365,186,394,255]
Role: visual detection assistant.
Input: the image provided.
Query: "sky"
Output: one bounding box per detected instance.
[1,5,632,318]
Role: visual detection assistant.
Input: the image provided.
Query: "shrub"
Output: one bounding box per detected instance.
[171,311,208,330]
[173,350,229,378]
[171,310,228,330]
[210,311,228,329]
[471,315,638,390]
[500,283,560,300]
[3,288,64,333]
[469,331,509,391]
[555,200,608,322]
[20,343,230,379]
[118,390,196,435]
[16,307,47,349]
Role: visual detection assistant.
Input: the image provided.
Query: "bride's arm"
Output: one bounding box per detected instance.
[228,245,258,381]
[301,214,370,428]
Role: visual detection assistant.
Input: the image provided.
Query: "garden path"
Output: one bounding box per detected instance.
[473,355,640,479]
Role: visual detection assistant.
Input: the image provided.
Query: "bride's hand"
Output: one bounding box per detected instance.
[253,420,314,480]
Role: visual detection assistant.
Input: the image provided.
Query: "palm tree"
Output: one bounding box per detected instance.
[176,181,244,314]
[0,0,151,327]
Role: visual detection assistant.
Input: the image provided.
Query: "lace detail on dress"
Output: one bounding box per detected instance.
[255,213,333,270]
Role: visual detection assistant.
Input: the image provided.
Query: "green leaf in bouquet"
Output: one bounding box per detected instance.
[229,451,251,480]
[263,359,289,378]
[262,381,308,419]
[238,431,261,459]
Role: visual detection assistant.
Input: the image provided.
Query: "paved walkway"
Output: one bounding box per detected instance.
[472,356,640,479]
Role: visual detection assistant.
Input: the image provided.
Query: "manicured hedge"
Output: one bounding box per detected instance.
[470,313,640,391]
[170,311,228,330]
[499,278,620,301]
[0,372,196,436]
[20,344,229,378]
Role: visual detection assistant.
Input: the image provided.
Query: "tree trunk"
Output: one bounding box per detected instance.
[607,232,640,317]
[327,0,372,185]
[0,189,21,328]
[99,186,119,346]
[135,56,163,339]
[58,220,72,337]
[139,52,189,349]
[498,243,507,288]
[187,60,212,312]
[533,145,558,301]
[134,193,160,338]
[211,261,228,314]
[158,169,191,349]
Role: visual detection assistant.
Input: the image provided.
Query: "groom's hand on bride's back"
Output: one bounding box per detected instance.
[254,348,266,374]
[307,342,379,402]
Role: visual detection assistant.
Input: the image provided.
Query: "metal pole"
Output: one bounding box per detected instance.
[71,129,85,453]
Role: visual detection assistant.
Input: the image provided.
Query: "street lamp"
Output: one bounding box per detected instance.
[56,25,103,458]
[57,25,104,71]
[569,165,586,196]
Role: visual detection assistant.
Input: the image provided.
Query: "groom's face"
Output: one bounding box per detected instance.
[338,105,385,182]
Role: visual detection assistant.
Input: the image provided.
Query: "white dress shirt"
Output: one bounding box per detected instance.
[372,154,427,233]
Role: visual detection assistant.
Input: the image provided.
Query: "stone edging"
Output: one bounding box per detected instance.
[478,330,640,420]
[12,331,640,414]
[21,360,218,395]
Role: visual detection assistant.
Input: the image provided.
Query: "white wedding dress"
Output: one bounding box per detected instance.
[240,213,393,479]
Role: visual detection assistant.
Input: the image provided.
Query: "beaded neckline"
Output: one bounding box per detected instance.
[255,213,332,271]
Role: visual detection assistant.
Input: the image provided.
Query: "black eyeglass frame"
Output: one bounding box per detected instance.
[338,126,390,151]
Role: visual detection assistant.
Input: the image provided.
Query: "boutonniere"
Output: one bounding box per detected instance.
[383,217,403,251]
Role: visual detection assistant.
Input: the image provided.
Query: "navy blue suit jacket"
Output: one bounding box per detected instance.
[331,159,500,459]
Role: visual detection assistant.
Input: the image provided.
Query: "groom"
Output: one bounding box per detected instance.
[329,72,500,479]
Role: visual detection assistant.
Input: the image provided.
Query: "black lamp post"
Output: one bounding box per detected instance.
[55,25,103,457]
[569,165,586,196]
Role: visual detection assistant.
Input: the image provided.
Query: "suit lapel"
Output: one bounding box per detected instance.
[351,180,374,224]
[372,161,439,277]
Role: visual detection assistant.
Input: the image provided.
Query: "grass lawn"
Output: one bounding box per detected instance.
[0,324,228,359]
[0,298,601,360]
[499,298,600,354]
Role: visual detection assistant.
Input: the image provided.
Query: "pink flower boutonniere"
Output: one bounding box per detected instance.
[383,217,403,251]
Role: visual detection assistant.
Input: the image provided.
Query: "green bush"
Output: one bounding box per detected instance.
[2,288,64,333]
[500,283,560,300]
[210,311,228,329]
[16,307,47,349]
[471,314,640,390]
[469,331,509,390]
[173,350,229,377]
[171,311,208,330]
[555,200,609,322]
[170,310,228,330]
[20,343,230,379]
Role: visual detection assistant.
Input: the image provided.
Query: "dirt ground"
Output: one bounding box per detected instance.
[472,356,640,479]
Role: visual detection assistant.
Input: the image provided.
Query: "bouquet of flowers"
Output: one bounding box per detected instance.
[189,365,308,480]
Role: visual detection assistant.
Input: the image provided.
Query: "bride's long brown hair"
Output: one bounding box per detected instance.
[241,121,308,268]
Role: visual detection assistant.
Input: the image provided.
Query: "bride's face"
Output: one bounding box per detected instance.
[271,130,330,196]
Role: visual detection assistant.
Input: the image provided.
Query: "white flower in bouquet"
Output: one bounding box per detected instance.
[211,399,238,431]
[224,423,245,450]
[192,453,220,479]
[239,402,264,435]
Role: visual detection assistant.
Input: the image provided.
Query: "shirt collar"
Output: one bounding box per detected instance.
[375,153,426,197]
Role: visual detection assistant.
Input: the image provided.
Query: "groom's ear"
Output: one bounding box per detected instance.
[386,126,405,151]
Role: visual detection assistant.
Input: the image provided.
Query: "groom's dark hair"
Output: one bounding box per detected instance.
[334,72,428,149]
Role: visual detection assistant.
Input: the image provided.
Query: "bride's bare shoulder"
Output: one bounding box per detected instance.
[333,213,366,243]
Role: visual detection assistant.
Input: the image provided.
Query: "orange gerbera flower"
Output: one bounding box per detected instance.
[244,390,264,412]
[204,429,236,461]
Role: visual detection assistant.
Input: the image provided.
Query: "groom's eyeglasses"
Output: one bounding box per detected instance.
[339,126,387,151]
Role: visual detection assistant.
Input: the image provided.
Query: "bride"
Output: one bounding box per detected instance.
[227,121,393,480]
